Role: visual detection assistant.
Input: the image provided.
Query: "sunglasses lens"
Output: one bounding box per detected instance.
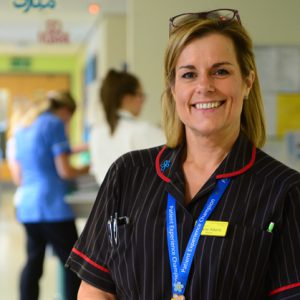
[171,13,200,28]
[170,9,239,32]
[206,9,236,22]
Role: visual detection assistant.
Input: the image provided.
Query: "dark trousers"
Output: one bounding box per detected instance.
[20,221,80,300]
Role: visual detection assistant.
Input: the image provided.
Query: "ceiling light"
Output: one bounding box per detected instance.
[88,3,100,15]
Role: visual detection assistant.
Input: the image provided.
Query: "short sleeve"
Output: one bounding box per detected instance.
[6,137,16,162]
[46,118,71,156]
[268,184,300,299]
[66,162,119,294]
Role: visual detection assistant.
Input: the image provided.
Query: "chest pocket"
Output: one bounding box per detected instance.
[108,222,134,260]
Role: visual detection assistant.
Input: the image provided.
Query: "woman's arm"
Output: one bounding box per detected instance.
[6,137,22,186]
[78,281,116,300]
[71,143,89,154]
[7,159,22,186]
[55,153,89,180]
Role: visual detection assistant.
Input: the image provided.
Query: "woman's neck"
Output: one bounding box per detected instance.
[182,130,239,204]
[184,129,239,170]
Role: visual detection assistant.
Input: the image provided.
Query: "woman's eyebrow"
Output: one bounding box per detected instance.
[177,64,196,70]
[212,61,234,68]
[178,61,234,70]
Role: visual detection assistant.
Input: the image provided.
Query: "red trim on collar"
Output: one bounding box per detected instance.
[72,247,110,273]
[216,145,256,179]
[268,282,300,296]
[155,146,171,183]
[155,145,256,182]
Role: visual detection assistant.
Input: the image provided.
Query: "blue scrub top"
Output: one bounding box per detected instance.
[14,112,75,223]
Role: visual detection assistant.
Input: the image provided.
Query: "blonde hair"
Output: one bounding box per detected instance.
[162,18,266,148]
[20,90,76,127]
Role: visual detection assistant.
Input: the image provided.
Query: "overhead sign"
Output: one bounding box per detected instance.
[38,19,69,44]
[12,0,56,13]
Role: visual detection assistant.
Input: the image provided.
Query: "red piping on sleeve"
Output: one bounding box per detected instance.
[269,282,300,296]
[155,145,171,183]
[216,146,256,179]
[72,247,110,273]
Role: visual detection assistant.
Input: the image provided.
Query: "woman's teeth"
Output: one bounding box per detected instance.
[194,101,222,109]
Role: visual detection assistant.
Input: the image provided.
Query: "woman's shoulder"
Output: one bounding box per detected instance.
[129,119,162,132]
[36,112,65,134]
[123,119,165,144]
[38,112,62,124]
[255,148,300,185]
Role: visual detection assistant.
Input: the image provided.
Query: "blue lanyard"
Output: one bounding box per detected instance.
[166,178,230,296]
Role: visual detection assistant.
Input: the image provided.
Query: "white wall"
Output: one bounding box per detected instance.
[85,15,127,126]
[100,15,127,78]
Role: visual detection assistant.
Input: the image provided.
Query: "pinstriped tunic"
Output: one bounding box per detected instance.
[66,134,300,299]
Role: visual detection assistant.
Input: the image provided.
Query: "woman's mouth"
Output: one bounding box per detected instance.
[193,101,225,110]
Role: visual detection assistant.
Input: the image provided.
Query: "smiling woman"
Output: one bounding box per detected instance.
[171,33,254,146]
[66,8,300,300]
[163,11,264,150]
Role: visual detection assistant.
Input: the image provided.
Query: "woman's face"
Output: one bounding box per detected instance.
[56,107,73,124]
[131,87,145,116]
[122,86,145,117]
[172,33,254,141]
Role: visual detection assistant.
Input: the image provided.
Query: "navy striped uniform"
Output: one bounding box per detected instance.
[66,134,300,299]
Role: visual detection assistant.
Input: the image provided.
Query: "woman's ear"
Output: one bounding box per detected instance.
[245,70,255,96]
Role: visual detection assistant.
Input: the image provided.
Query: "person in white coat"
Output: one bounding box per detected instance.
[89,69,165,185]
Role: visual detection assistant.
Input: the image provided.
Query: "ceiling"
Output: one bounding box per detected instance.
[0,0,127,54]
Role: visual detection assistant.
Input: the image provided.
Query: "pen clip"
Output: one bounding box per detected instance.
[107,216,113,246]
[113,212,118,245]
[118,216,130,225]
[108,213,130,246]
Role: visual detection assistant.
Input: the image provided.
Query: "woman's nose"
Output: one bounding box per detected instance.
[195,74,215,93]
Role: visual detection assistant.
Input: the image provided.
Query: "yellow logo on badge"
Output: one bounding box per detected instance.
[201,221,229,237]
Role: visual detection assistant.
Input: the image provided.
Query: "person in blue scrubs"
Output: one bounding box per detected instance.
[8,90,89,300]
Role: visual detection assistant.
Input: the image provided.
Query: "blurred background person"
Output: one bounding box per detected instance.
[7,90,89,300]
[89,68,165,185]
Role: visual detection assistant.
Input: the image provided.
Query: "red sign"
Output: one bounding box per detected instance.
[38,19,69,44]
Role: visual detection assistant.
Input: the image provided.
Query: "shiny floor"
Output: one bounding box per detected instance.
[0,185,62,300]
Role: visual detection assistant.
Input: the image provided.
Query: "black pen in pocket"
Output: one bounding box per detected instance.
[107,213,130,246]
[113,212,118,245]
[107,216,113,246]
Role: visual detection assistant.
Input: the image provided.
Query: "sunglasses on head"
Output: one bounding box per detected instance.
[169,9,241,35]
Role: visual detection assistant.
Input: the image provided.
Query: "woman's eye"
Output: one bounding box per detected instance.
[182,72,196,79]
[213,69,229,76]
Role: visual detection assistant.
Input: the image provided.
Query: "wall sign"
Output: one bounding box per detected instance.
[38,19,69,44]
[12,0,56,13]
[277,94,300,137]
[255,46,300,137]
[10,57,32,70]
